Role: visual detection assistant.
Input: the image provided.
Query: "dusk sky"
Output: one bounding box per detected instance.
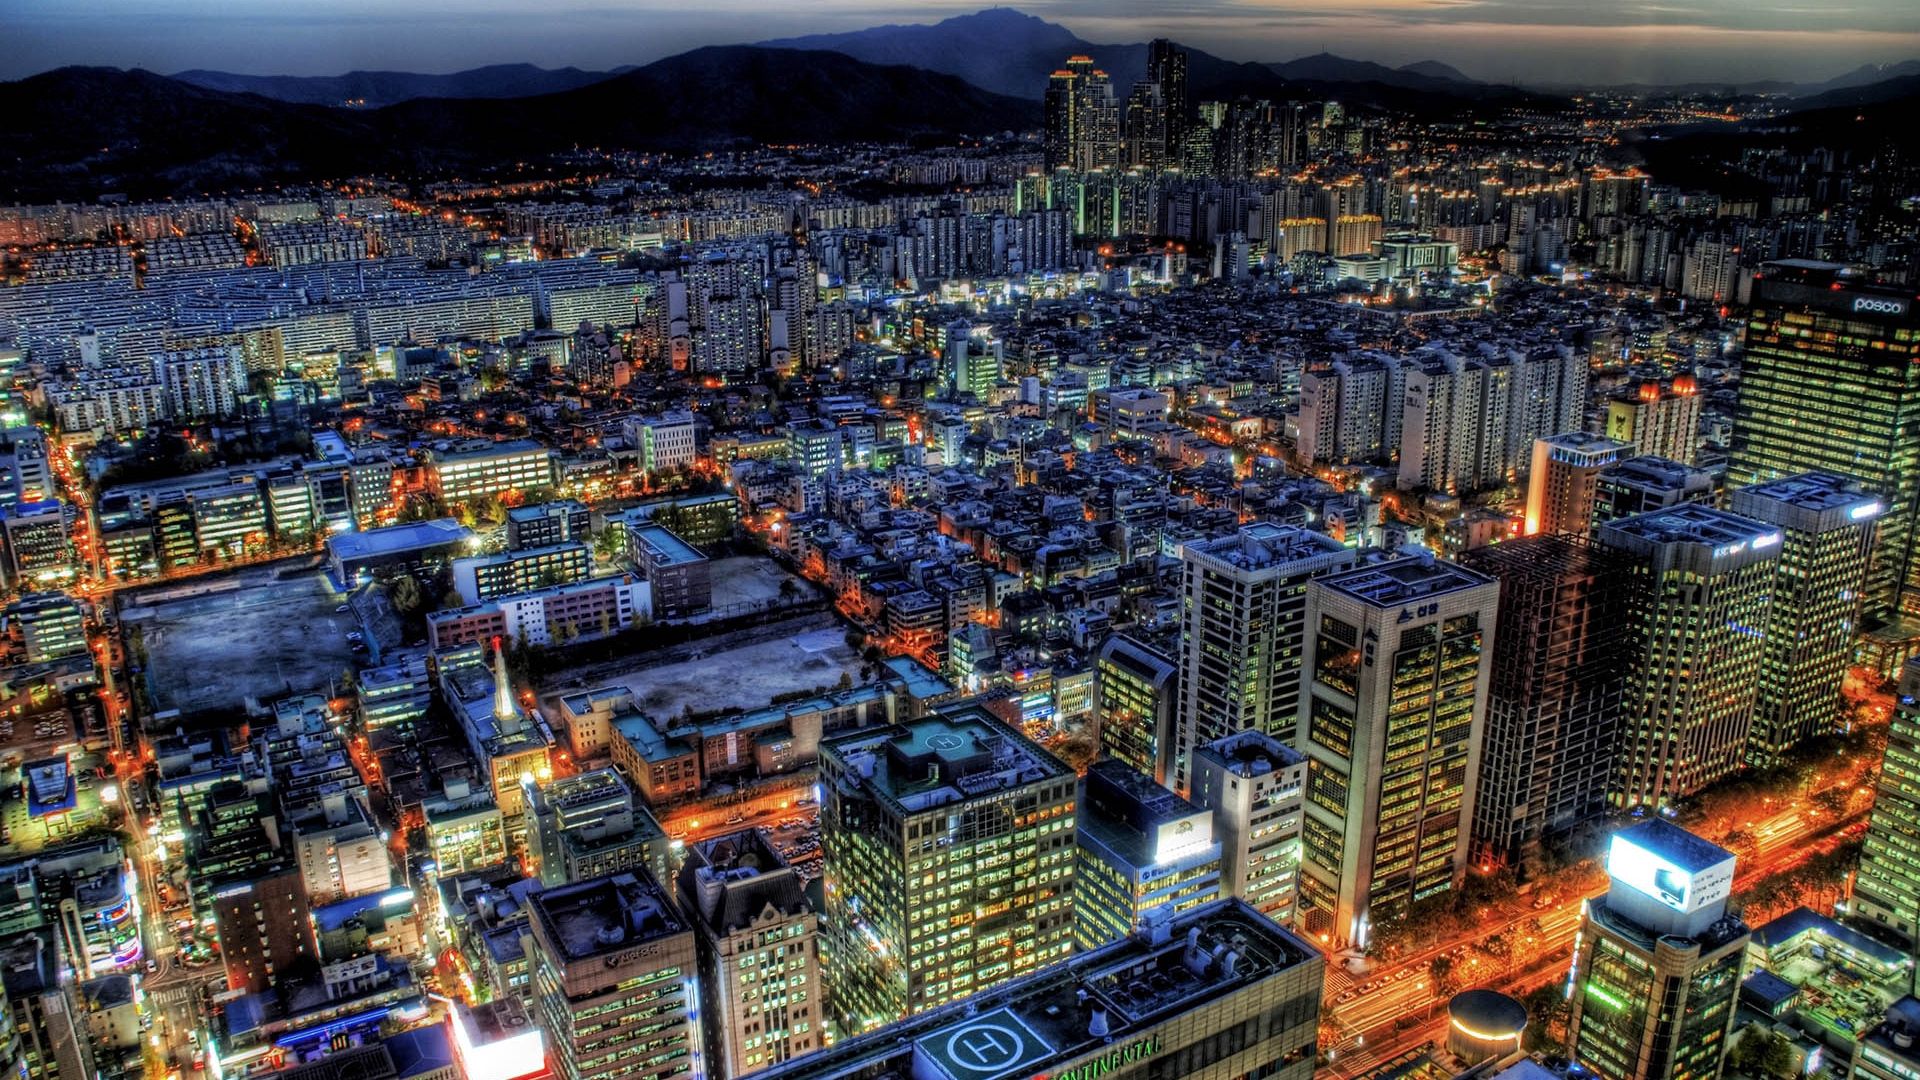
[5,0,1920,86]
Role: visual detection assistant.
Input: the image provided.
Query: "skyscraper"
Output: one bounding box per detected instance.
[1171,523,1355,795]
[1189,730,1308,926]
[1094,633,1179,784]
[1732,260,1920,619]
[1567,821,1748,1080]
[1146,38,1189,164]
[1296,553,1499,949]
[1596,505,1783,809]
[1525,432,1633,537]
[1072,760,1222,951]
[527,871,698,1080]
[1461,536,1638,868]
[677,829,823,1080]
[1851,657,1920,948]
[819,707,1077,1034]
[1042,56,1119,173]
[1728,472,1881,764]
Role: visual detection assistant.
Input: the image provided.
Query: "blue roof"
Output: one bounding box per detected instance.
[1753,906,1910,968]
[630,523,703,565]
[385,1025,455,1080]
[328,518,473,561]
[312,889,415,933]
[1742,968,1799,1009]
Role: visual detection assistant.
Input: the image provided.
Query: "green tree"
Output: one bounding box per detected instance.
[389,574,424,615]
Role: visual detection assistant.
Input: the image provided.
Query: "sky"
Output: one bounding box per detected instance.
[4,0,1919,86]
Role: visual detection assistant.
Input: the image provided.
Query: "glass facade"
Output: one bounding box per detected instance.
[1731,266,1920,618]
[1854,659,1920,945]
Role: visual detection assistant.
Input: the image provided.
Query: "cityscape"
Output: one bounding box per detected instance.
[0,6,1919,1080]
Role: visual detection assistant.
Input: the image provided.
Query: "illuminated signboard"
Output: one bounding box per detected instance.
[1852,502,1885,521]
[1852,296,1909,316]
[1041,1035,1162,1080]
[1607,833,1733,915]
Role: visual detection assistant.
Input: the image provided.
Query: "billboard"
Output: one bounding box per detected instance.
[1607,833,1734,915]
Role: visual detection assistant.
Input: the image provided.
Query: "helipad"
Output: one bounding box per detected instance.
[915,1007,1054,1080]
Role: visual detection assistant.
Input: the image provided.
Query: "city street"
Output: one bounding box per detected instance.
[1319,799,1854,1076]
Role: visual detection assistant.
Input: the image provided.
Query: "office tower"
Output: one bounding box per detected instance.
[1851,657,1920,947]
[1596,505,1783,809]
[1296,554,1499,948]
[1525,433,1632,537]
[1189,730,1307,926]
[1072,760,1222,951]
[1095,634,1178,784]
[1568,821,1748,1080]
[1122,81,1168,171]
[1172,523,1355,795]
[1460,536,1637,867]
[528,871,698,1080]
[1146,38,1189,163]
[0,427,51,509]
[819,707,1077,1034]
[524,767,673,889]
[753,898,1323,1080]
[1732,260,1920,618]
[1591,456,1715,527]
[1604,374,1702,465]
[1729,473,1881,764]
[1043,56,1118,173]
[678,830,822,1080]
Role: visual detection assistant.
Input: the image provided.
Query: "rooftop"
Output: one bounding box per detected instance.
[1317,552,1494,608]
[755,898,1321,1080]
[822,706,1071,816]
[629,522,704,565]
[1614,818,1734,873]
[1599,503,1782,548]
[328,518,474,561]
[530,871,683,963]
[1194,730,1304,777]
[1184,521,1349,574]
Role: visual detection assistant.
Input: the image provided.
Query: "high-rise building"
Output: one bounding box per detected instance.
[1460,536,1638,867]
[1095,634,1178,784]
[752,897,1324,1080]
[1073,760,1222,951]
[1146,38,1189,163]
[1596,505,1783,809]
[1172,523,1355,795]
[677,830,823,1080]
[1591,456,1715,528]
[1296,553,1499,948]
[1851,657,1920,947]
[819,707,1078,1034]
[1729,472,1882,764]
[1604,374,1702,465]
[1732,260,1920,619]
[524,767,673,889]
[528,871,698,1080]
[1525,433,1633,537]
[1567,821,1748,1080]
[1189,730,1307,926]
[1043,56,1119,173]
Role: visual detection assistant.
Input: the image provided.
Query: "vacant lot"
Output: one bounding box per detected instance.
[546,613,863,722]
[121,566,357,717]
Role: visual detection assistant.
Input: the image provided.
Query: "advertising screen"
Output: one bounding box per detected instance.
[1607,833,1733,915]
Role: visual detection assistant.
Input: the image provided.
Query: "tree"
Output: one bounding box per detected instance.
[1725,1028,1797,1080]
[388,574,423,616]
[1428,956,1459,997]
[1520,985,1570,1054]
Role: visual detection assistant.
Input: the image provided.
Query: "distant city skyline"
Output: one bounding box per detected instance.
[5,0,1919,87]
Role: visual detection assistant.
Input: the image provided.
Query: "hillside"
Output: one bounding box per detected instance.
[0,49,1038,199]
[171,64,618,107]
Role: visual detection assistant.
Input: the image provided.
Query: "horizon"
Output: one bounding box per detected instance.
[5,1,1919,88]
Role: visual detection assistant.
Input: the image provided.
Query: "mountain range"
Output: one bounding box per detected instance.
[0,48,1035,199]
[4,7,1916,200]
[163,10,1917,107]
